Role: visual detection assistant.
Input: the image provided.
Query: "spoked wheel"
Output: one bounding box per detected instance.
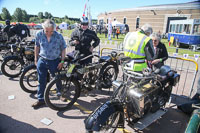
[44,74,81,111]
[1,57,23,78]
[100,111,122,133]
[19,64,38,93]
[0,59,2,73]
[100,62,119,88]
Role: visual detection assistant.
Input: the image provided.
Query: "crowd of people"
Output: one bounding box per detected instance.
[96,25,128,39]
[1,17,199,117]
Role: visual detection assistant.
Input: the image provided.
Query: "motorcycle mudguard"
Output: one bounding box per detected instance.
[84,100,123,131]
[22,64,36,72]
[3,55,22,62]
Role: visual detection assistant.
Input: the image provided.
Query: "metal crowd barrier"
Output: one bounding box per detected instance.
[165,56,199,98]
[100,47,199,100]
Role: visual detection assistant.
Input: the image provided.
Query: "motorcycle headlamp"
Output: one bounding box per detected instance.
[111,51,117,58]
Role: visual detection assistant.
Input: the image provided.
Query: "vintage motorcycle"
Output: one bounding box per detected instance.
[1,37,35,78]
[44,50,119,111]
[19,60,67,94]
[84,58,180,133]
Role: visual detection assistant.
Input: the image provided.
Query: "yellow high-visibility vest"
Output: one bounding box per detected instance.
[123,31,150,71]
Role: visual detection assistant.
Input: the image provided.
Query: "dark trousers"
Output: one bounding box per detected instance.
[37,57,61,101]
[178,93,200,114]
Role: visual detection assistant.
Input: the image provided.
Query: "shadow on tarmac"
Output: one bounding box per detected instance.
[0,113,56,133]
[141,108,189,133]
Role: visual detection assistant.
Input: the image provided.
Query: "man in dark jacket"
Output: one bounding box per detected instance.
[3,19,12,40]
[69,16,100,64]
[9,23,31,40]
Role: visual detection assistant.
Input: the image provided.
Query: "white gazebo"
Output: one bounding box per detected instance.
[59,22,68,29]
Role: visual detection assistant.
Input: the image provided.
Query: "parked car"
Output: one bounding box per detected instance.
[34,24,43,30]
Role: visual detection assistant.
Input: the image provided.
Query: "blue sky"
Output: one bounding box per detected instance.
[0,0,194,19]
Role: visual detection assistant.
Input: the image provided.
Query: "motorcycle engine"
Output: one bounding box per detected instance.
[24,47,34,61]
[126,65,179,119]
[126,81,172,119]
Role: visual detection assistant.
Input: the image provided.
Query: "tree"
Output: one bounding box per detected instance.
[13,8,23,22]
[44,12,53,19]
[64,15,68,19]
[38,12,43,19]
[22,10,29,22]
[29,17,40,23]
[1,7,11,20]
[44,12,49,19]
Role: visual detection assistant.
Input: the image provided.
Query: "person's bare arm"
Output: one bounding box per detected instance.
[34,45,40,66]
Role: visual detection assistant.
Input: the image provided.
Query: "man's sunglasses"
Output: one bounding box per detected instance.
[82,23,88,26]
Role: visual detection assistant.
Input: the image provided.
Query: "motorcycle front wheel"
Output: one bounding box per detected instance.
[19,64,38,93]
[44,74,81,111]
[1,57,23,78]
[96,111,122,133]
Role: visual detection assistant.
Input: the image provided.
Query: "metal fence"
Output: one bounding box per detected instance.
[99,45,199,100]
[165,56,199,98]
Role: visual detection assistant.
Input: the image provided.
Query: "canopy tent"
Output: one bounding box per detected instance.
[28,22,36,26]
[11,22,16,25]
[59,22,68,30]
[112,20,125,27]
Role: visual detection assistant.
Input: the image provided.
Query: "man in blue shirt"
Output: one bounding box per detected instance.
[33,19,67,109]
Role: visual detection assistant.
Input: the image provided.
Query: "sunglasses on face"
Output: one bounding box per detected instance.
[82,24,88,26]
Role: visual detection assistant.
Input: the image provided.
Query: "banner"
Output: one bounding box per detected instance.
[108,17,112,40]
[173,53,178,57]
[83,0,89,16]
[183,54,188,59]
[194,54,199,61]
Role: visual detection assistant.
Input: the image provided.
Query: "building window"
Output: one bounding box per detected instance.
[114,17,116,21]
[123,17,127,24]
[107,19,108,24]
[136,17,140,29]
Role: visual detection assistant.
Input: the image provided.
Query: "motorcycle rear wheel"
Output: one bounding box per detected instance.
[100,62,118,88]
[45,74,80,111]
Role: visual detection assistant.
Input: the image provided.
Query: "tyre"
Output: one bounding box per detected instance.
[99,111,122,133]
[100,62,119,88]
[44,74,81,111]
[1,56,23,78]
[19,64,38,93]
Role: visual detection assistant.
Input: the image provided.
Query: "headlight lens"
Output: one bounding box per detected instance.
[111,51,117,58]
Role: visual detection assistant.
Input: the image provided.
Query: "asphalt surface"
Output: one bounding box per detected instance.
[0,71,191,133]
[0,36,198,133]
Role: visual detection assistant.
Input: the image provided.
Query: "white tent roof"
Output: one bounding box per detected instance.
[59,22,68,29]
[112,21,124,27]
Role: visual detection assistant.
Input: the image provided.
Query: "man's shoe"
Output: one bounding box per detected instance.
[32,101,45,109]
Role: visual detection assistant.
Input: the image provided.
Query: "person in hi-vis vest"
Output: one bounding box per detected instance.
[123,24,155,72]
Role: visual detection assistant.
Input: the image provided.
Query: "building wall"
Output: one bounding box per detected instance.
[98,8,200,34]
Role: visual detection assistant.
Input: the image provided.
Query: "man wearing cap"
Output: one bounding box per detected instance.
[69,16,100,64]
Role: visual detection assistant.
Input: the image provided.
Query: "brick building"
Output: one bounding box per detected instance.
[97,1,200,34]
